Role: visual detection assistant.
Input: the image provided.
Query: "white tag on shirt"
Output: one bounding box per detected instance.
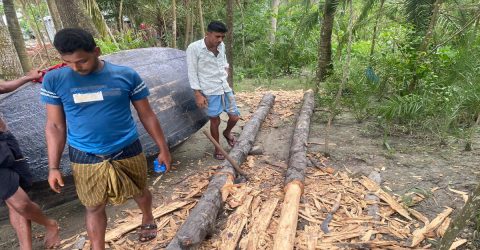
[73,91,104,104]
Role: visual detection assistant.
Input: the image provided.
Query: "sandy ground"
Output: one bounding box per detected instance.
[0,90,479,249]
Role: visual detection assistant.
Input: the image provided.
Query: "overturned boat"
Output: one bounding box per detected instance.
[0,47,208,182]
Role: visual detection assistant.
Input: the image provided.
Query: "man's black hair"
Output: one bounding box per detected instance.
[53,28,96,54]
[207,21,228,33]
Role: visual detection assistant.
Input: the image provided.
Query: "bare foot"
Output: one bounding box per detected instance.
[44,220,61,249]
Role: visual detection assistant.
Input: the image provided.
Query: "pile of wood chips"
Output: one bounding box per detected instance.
[199,154,457,249]
[60,90,465,249]
[236,90,305,127]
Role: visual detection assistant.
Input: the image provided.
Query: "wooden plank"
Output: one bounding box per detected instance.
[245,197,279,250]
[360,176,412,220]
[105,200,193,242]
[411,207,453,247]
[219,195,254,250]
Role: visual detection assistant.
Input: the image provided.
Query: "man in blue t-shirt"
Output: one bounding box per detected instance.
[41,28,171,247]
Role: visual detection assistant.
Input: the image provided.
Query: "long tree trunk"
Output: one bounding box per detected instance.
[3,0,31,73]
[46,0,63,31]
[0,20,23,80]
[369,0,385,62]
[184,0,192,49]
[54,0,99,37]
[408,0,443,93]
[118,0,124,33]
[226,0,234,88]
[172,0,177,48]
[315,0,338,93]
[269,0,280,44]
[197,0,205,35]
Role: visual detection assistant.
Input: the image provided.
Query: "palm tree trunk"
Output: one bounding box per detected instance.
[3,0,31,73]
[315,0,338,92]
[46,0,63,31]
[118,0,124,33]
[226,0,234,88]
[184,0,192,49]
[369,0,385,62]
[83,0,117,42]
[197,0,205,35]
[172,0,177,48]
[0,20,23,80]
[54,0,99,37]
[269,0,280,44]
[408,0,443,93]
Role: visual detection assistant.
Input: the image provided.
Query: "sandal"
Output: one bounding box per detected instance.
[223,132,237,147]
[214,152,225,160]
[139,223,157,242]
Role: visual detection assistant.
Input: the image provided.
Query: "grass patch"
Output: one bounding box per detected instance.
[234,76,315,93]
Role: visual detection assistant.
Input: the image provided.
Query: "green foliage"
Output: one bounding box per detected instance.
[96,30,151,55]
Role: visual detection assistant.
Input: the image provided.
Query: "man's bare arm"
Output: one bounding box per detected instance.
[0,69,41,94]
[132,98,172,170]
[45,104,66,193]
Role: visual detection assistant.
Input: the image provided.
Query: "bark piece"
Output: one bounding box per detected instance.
[244,197,279,250]
[360,176,412,220]
[219,195,254,250]
[105,200,193,242]
[167,93,275,249]
[411,207,453,247]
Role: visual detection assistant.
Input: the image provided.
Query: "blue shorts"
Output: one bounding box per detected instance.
[206,92,240,118]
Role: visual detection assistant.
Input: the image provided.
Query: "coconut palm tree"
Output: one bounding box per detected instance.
[3,0,31,73]
[54,0,99,37]
[315,0,339,92]
[0,19,23,80]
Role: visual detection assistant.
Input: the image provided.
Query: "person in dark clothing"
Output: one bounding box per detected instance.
[0,70,61,249]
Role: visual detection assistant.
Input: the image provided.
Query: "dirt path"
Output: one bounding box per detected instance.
[0,90,478,249]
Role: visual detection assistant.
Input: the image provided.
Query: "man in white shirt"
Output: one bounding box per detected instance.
[186,21,240,160]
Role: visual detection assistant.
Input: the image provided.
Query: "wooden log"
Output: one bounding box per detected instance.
[284,89,315,185]
[219,195,254,250]
[273,90,315,250]
[167,93,276,250]
[105,200,194,242]
[273,181,303,250]
[245,197,279,250]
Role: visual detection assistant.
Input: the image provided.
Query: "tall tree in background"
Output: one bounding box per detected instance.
[83,0,117,42]
[226,0,234,88]
[408,0,443,92]
[269,0,280,44]
[315,0,338,92]
[197,0,205,35]
[3,0,31,73]
[172,0,177,48]
[184,0,192,48]
[46,0,63,31]
[54,0,99,37]
[0,19,23,80]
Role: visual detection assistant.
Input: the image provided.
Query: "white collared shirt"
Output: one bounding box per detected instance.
[186,38,232,95]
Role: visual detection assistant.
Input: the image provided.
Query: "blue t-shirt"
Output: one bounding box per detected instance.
[41,61,149,155]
